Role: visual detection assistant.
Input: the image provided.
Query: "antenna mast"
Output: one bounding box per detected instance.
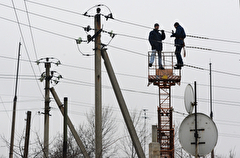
[9,42,21,158]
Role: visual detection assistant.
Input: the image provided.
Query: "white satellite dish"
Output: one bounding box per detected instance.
[179,113,218,157]
[184,84,194,114]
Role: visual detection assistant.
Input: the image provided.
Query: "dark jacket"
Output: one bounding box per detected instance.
[171,25,186,46]
[148,29,166,51]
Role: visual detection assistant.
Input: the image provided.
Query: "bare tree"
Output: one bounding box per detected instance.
[229,148,236,158]
[120,109,150,158]
[48,132,82,158]
[2,106,118,157]
[174,123,191,158]
[1,130,51,158]
[49,106,119,157]
[214,148,236,158]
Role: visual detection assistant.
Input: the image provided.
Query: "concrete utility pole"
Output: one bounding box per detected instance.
[50,87,90,158]
[95,8,102,158]
[101,49,145,158]
[44,58,51,157]
[23,111,31,158]
[63,97,68,158]
[9,42,21,158]
[143,109,148,153]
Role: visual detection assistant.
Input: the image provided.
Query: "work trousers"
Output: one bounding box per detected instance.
[149,50,163,67]
[175,46,183,65]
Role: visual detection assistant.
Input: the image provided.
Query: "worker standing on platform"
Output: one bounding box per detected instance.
[171,22,186,69]
[148,23,166,69]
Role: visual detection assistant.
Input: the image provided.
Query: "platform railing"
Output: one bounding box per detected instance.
[148,51,181,85]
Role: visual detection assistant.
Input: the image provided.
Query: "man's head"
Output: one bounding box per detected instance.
[154,23,159,30]
[174,22,179,28]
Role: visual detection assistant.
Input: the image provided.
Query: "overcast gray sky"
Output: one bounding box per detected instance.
[1,0,240,157]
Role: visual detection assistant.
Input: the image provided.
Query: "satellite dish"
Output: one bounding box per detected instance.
[184,84,194,114]
[179,113,218,157]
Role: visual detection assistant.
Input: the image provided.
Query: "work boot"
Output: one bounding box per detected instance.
[174,64,181,69]
[179,63,184,67]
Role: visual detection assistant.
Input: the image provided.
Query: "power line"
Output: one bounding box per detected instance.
[219,133,240,139]
[23,1,42,75]
[183,64,205,70]
[106,31,240,56]
[2,2,224,46]
[16,1,240,45]
[212,69,240,77]
[45,95,240,130]
[107,44,146,57]
[0,74,39,77]
[2,0,240,146]
[0,9,240,107]
[0,76,239,135]
[25,0,85,17]
[0,76,37,80]
[0,3,87,30]
[184,64,240,77]
[76,44,94,56]
[102,29,240,56]
[0,16,75,40]
[59,77,240,108]
[0,108,43,113]
[112,19,240,45]
[111,37,240,56]
[188,34,240,44]
[0,99,43,104]
[1,53,240,90]
[1,71,240,99]
[111,31,148,41]
[187,82,240,91]
[2,73,240,111]
[52,98,240,131]
[1,10,240,57]
[9,0,44,98]
[188,46,240,56]
[0,51,240,95]
[216,119,240,125]
[61,61,240,83]
[112,17,240,44]
[0,96,11,121]
[113,18,152,29]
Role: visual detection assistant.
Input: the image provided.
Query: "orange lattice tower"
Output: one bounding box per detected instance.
[148,51,181,158]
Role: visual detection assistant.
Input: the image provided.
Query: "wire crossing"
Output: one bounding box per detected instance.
[16,1,240,44]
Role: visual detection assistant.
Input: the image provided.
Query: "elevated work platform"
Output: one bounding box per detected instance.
[148,51,181,87]
[148,51,182,158]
